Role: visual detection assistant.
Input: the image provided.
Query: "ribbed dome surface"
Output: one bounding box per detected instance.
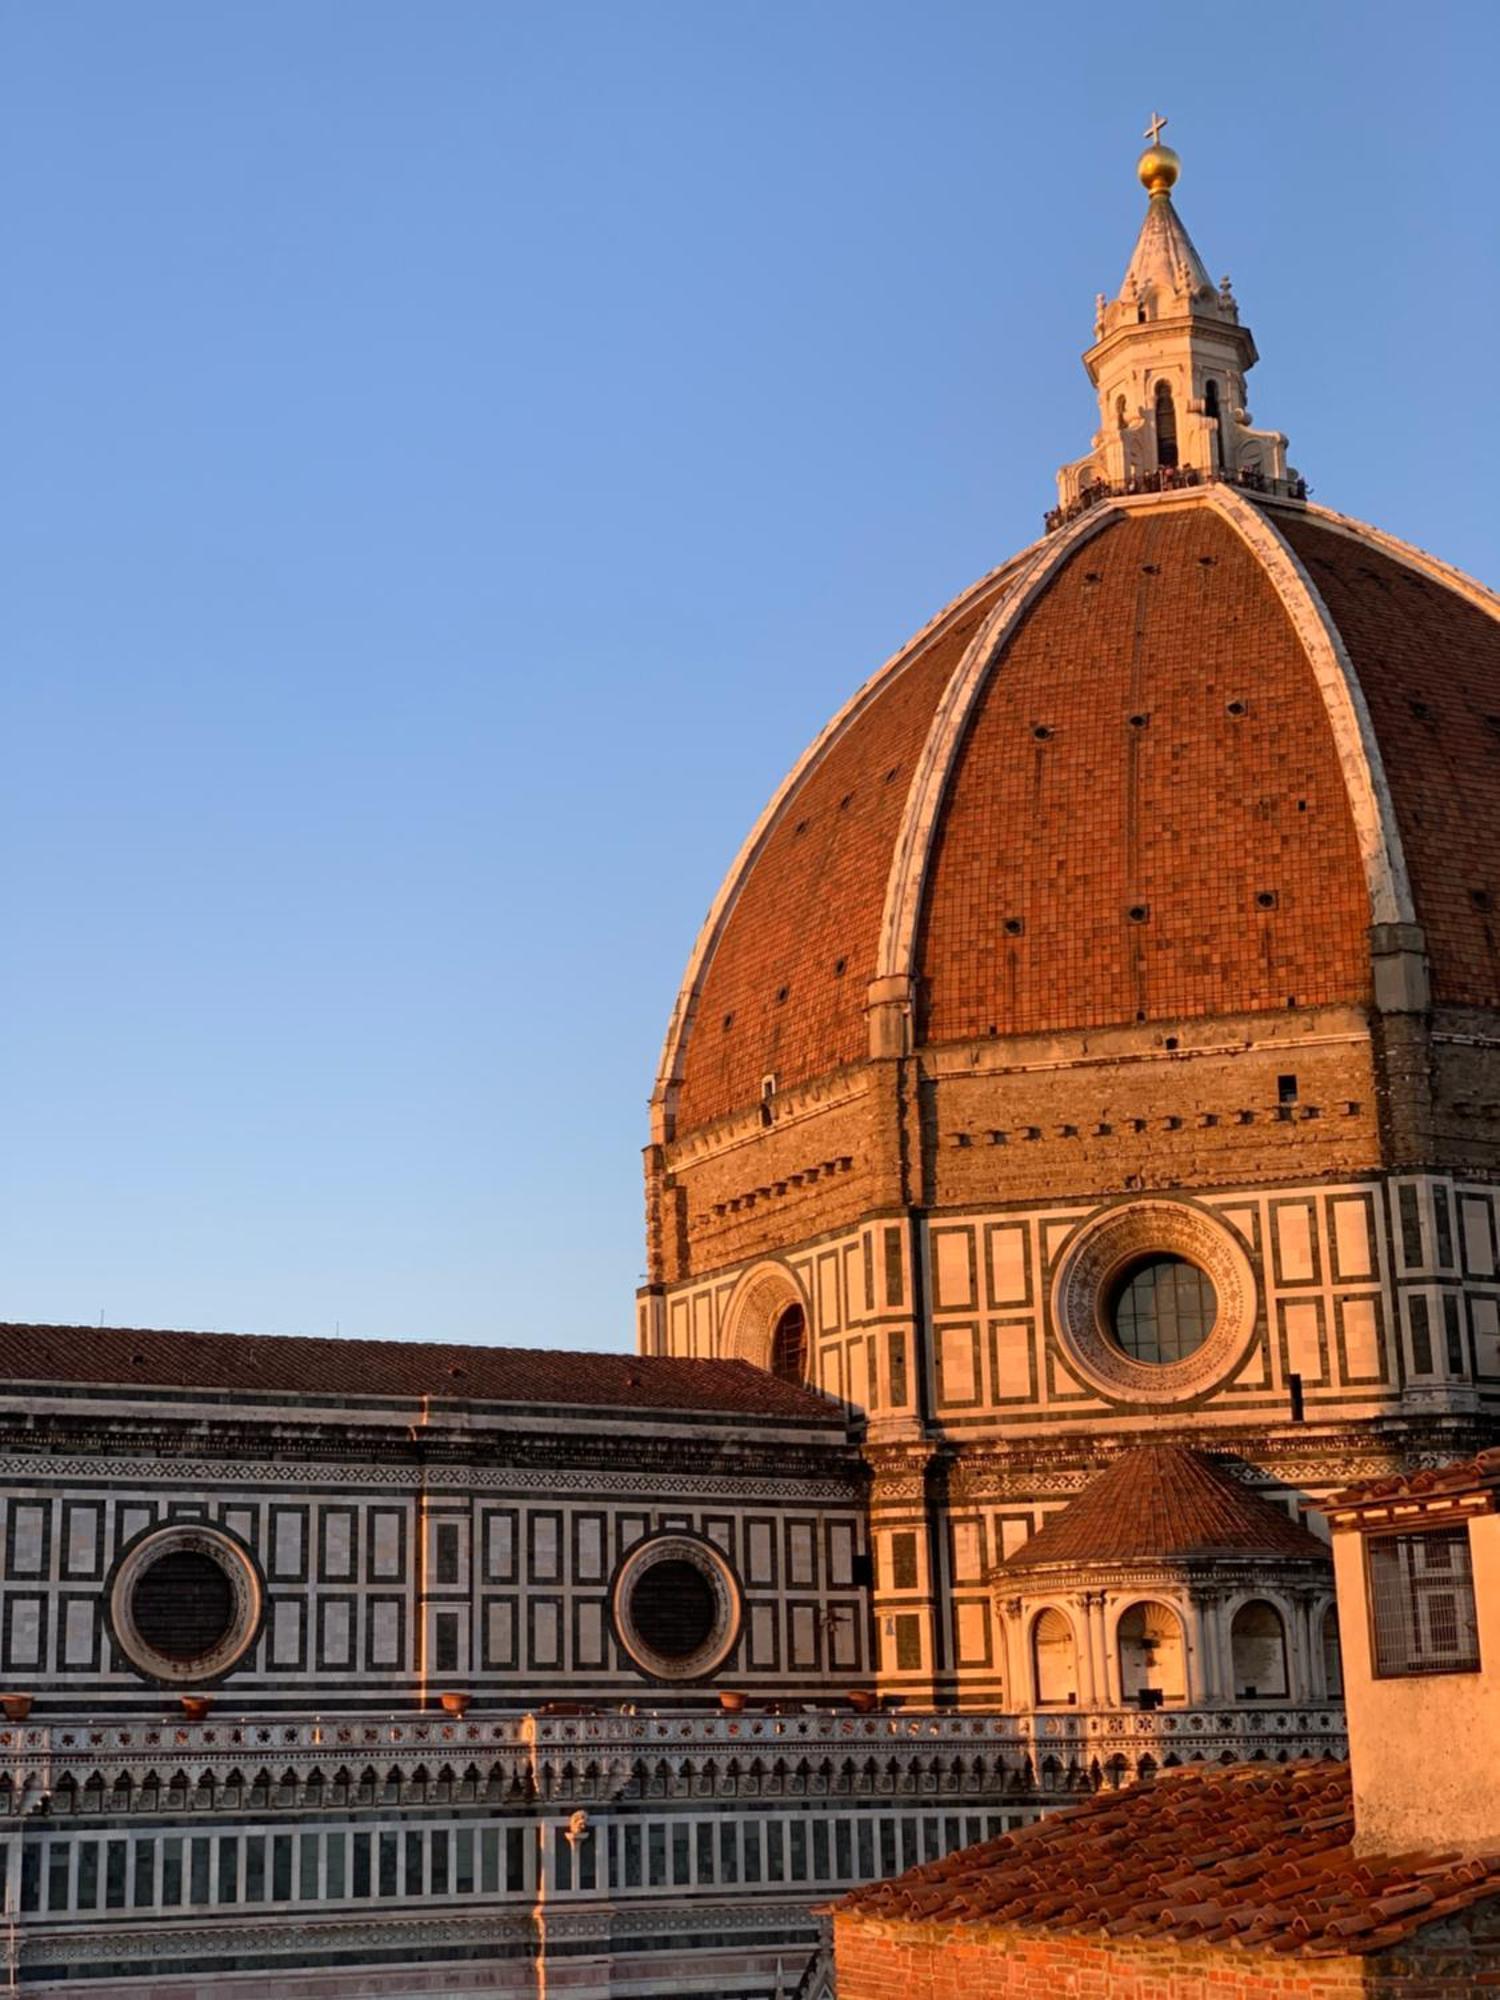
[917,508,1367,1042]
[674,580,1008,1131]
[1280,516,1500,1006]
[999,1445,1330,1571]
[663,494,1500,1135]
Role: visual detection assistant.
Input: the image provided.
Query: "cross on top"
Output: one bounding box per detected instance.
[1144,111,1168,146]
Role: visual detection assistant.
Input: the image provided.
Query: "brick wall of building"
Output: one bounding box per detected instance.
[832,1911,1499,1999]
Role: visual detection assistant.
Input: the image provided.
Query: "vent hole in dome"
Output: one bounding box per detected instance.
[833,957,847,976]
[793,818,808,835]
[1128,713,1149,729]
[839,792,853,810]
[1032,724,1053,741]
[1128,904,1150,924]
[1410,700,1435,723]
[1003,917,1024,937]
[1472,889,1493,913]
[1226,700,1247,717]
[1197,554,1217,567]
[1256,890,1278,910]
[1141,563,1160,575]
[722,1012,734,1032]
[775,985,789,1004]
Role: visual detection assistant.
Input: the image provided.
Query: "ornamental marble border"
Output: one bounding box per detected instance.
[0,1455,859,1502]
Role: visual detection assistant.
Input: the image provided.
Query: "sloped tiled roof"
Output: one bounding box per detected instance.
[834,1762,1500,1956]
[999,1445,1329,1572]
[1328,1445,1500,1509]
[0,1322,842,1422]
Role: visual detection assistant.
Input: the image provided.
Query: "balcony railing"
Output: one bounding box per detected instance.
[1045,464,1310,534]
[0,1701,1346,1816]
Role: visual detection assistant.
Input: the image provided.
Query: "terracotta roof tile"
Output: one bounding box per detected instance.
[0,1322,842,1421]
[834,1762,1500,1955]
[1326,1446,1500,1509]
[998,1445,1329,1571]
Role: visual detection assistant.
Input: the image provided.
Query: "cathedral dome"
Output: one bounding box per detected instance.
[656,491,1500,1138]
[654,157,1500,1146]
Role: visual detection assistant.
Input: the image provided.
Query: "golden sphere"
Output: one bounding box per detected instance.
[1137,142,1181,196]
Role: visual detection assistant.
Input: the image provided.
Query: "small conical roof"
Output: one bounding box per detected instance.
[1119,190,1215,308]
[1000,1446,1329,1572]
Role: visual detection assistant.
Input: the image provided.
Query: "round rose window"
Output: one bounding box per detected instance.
[109,1526,264,1685]
[1109,1254,1218,1364]
[611,1534,742,1682]
[1050,1199,1257,1404]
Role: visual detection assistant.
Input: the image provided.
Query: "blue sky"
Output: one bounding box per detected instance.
[3,1,1496,1350]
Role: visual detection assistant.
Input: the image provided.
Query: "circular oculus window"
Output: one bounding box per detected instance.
[1109,1254,1218,1364]
[1050,1199,1256,1403]
[109,1524,264,1685]
[611,1533,742,1682]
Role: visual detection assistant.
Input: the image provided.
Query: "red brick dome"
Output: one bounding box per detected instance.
[655,490,1500,1139]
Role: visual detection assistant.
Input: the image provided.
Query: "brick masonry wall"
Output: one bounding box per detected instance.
[917,509,1371,1042]
[832,1911,1500,1999]
[919,1007,1382,1212]
[659,1065,904,1285]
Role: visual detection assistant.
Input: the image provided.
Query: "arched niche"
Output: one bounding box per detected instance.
[720,1263,810,1375]
[1154,378,1179,469]
[1230,1599,1289,1699]
[1031,1607,1078,1707]
[1117,1599,1186,1704]
[769,1303,808,1386]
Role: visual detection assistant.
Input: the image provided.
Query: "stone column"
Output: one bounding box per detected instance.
[1001,1596,1030,1707]
[1288,1589,1316,1701]
[1094,1594,1113,1707]
[1196,1590,1224,1702]
[1098,1595,1122,1707]
[1183,1595,1210,1705]
[1071,1593,1097,1705]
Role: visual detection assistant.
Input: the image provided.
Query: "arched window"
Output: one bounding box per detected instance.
[769,1304,807,1385]
[1230,1600,1289,1698]
[1154,380,1179,469]
[1117,1600,1186,1703]
[1204,378,1223,469]
[1322,1604,1344,1698]
[1031,1608,1078,1706]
